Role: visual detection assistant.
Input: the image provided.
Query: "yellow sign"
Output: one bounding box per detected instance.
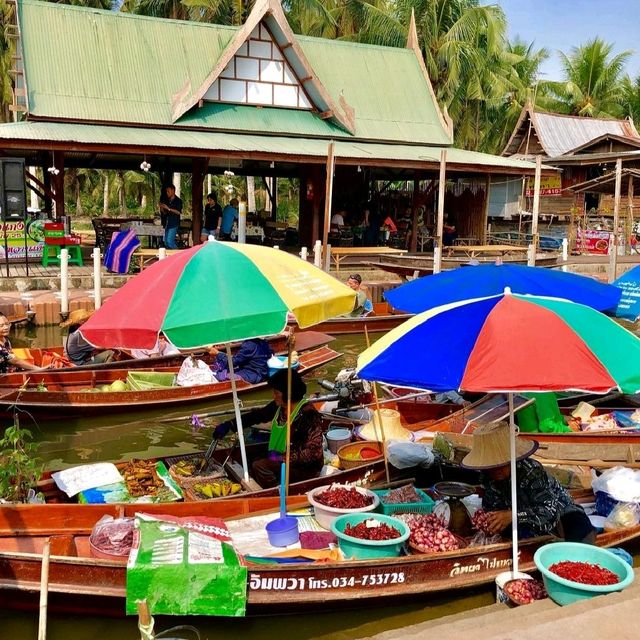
[525,174,562,197]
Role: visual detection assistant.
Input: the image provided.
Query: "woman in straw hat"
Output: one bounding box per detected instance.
[462,422,595,543]
[61,309,114,366]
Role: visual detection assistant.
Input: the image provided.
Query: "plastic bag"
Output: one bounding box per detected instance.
[468,530,503,547]
[604,502,640,531]
[387,441,435,469]
[591,466,640,502]
[176,357,217,387]
[90,515,135,557]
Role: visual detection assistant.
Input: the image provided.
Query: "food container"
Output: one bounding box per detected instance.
[337,441,383,470]
[266,516,300,547]
[307,485,380,530]
[534,542,635,606]
[326,427,352,454]
[89,517,135,562]
[331,513,409,560]
[373,487,435,516]
[495,570,535,604]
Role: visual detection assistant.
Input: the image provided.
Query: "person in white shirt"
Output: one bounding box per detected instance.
[330,212,345,229]
[131,334,180,360]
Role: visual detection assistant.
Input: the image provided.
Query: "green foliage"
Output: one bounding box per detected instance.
[0,418,43,503]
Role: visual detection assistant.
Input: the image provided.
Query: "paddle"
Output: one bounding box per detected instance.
[198,437,219,474]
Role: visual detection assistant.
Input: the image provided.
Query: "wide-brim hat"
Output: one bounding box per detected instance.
[461,421,538,470]
[60,308,94,328]
[358,408,413,442]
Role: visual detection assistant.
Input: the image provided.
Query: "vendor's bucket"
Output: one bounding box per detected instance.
[266,516,299,547]
[326,426,352,454]
[495,570,533,604]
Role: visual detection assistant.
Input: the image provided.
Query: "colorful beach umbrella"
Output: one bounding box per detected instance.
[81,241,355,350]
[385,263,621,315]
[357,290,640,576]
[613,265,640,321]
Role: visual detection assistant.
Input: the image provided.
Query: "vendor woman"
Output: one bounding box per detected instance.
[213,369,323,487]
[462,422,595,543]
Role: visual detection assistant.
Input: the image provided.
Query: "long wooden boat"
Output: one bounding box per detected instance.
[9,330,333,373]
[289,302,412,335]
[0,495,637,616]
[0,344,341,419]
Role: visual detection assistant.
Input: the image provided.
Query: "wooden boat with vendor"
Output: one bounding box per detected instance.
[8,330,334,373]
[0,489,636,616]
[0,343,341,419]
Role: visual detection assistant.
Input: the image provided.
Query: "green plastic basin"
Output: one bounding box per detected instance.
[534,542,634,606]
[331,513,409,560]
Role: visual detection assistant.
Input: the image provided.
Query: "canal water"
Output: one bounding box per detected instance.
[0,327,495,639]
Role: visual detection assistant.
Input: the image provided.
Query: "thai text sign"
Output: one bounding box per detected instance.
[0,220,44,260]
[525,174,562,197]
[576,229,610,255]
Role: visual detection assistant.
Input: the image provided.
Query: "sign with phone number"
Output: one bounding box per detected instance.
[249,571,406,591]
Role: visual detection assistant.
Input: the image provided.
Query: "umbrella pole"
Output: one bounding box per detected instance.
[284,332,295,496]
[225,344,250,482]
[508,392,519,576]
[365,326,391,484]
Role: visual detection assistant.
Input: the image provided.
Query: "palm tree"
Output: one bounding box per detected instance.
[0,0,15,123]
[550,38,631,117]
[621,74,640,126]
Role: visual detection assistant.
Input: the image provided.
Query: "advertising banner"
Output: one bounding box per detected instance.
[0,219,44,260]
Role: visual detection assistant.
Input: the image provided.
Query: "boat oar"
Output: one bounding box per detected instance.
[38,538,51,640]
[197,437,219,474]
[157,401,264,424]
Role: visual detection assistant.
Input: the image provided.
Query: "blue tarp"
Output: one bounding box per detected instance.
[614,265,640,321]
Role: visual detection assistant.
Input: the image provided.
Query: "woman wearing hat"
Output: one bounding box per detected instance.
[213,369,323,487]
[463,422,595,543]
[0,312,45,373]
[61,309,114,366]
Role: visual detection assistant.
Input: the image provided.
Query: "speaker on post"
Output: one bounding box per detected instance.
[0,158,26,221]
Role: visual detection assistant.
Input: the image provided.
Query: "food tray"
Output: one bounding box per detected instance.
[184,481,243,502]
[409,533,467,555]
[373,487,435,515]
[168,462,226,490]
[337,441,383,470]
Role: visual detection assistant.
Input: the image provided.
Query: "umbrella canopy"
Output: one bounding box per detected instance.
[613,265,640,322]
[357,291,640,394]
[81,241,355,349]
[385,263,621,314]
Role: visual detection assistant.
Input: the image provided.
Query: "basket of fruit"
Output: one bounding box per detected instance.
[168,458,226,489]
[373,484,435,516]
[403,513,466,554]
[337,441,383,470]
[308,484,379,530]
[184,478,243,500]
[331,513,409,559]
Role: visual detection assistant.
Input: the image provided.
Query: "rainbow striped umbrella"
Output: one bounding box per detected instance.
[81,241,355,349]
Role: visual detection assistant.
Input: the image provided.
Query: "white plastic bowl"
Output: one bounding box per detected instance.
[307,484,380,530]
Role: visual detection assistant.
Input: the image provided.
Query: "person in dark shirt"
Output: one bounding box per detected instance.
[208,338,272,385]
[213,369,324,487]
[201,192,222,242]
[0,313,43,372]
[462,421,595,543]
[61,309,114,366]
[159,184,183,249]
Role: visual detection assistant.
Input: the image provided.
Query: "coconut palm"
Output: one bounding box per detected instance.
[621,74,640,126]
[550,37,631,117]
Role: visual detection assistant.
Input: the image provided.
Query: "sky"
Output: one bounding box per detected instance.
[494,0,640,81]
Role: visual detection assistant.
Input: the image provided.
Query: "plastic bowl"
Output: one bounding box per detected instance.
[308,485,380,530]
[266,516,299,547]
[534,542,635,606]
[326,428,352,455]
[331,513,409,559]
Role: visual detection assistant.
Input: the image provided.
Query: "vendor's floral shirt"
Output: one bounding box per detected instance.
[0,338,14,374]
[482,458,583,536]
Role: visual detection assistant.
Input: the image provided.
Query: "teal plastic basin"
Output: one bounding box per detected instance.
[331,513,409,560]
[534,542,635,606]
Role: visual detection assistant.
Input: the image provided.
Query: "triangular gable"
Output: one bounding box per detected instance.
[203,22,313,111]
[171,0,355,134]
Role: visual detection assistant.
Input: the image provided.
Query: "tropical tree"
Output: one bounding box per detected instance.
[549,37,631,117]
[621,74,640,126]
[0,0,15,123]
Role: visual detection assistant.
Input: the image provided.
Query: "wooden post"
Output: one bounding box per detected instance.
[37,539,51,640]
[433,150,447,274]
[191,158,206,245]
[482,175,491,244]
[528,156,542,266]
[627,174,634,255]
[609,158,623,282]
[60,248,69,316]
[93,248,102,310]
[321,142,335,271]
[409,170,421,252]
[52,150,65,219]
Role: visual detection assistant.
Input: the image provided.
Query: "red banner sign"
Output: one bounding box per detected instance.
[576,229,610,254]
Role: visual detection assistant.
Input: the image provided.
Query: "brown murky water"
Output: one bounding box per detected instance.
[0,327,494,639]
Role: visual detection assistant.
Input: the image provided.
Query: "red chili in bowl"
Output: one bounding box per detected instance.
[344,521,401,541]
[314,487,374,509]
[549,560,620,586]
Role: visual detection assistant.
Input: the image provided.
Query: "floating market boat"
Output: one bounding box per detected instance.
[0,344,341,419]
[8,330,333,373]
[289,302,411,335]
[0,494,636,616]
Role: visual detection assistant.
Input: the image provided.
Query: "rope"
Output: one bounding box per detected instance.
[156,626,201,640]
[138,617,155,640]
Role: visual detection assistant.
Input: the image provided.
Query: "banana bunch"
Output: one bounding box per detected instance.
[193,479,242,499]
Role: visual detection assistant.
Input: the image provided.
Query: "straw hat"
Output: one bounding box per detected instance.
[460,421,538,470]
[358,408,413,442]
[60,308,94,328]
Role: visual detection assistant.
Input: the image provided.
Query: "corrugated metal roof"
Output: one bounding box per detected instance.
[18,0,450,146]
[0,120,538,172]
[533,111,639,157]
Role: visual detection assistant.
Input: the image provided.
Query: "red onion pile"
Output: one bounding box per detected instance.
[405,514,460,553]
[315,487,374,509]
[549,561,620,586]
[504,579,547,605]
[344,520,402,541]
[471,508,492,534]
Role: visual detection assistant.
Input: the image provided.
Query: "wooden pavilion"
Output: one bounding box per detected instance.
[1,0,541,249]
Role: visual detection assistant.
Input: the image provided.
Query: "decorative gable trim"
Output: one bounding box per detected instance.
[171,0,356,134]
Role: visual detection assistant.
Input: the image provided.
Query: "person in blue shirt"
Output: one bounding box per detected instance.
[208,338,272,384]
[159,184,182,249]
[220,198,239,240]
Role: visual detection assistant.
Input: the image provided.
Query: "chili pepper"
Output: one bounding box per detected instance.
[315,487,374,509]
[549,561,619,586]
[344,521,401,540]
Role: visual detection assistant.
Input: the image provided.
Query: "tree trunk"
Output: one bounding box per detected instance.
[75,180,83,216]
[141,194,147,211]
[174,173,181,197]
[247,176,256,212]
[103,174,109,216]
[117,171,127,216]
